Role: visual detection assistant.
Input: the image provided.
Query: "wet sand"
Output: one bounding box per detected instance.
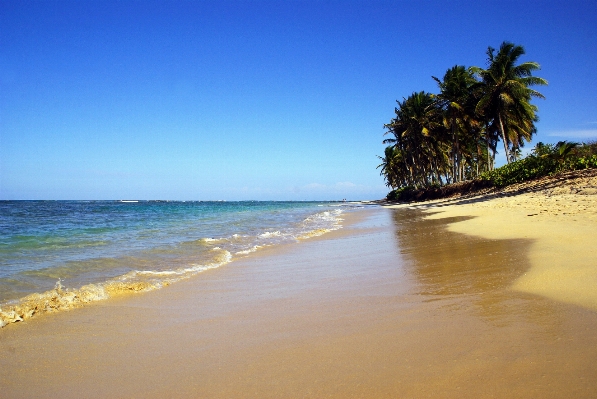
[392,170,597,310]
[2,206,597,398]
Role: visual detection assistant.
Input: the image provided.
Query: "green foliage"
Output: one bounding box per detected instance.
[478,141,596,187]
[386,186,417,201]
[479,156,557,187]
[472,42,547,164]
[567,155,597,170]
[566,140,597,169]
[385,141,597,199]
[531,142,553,157]
[379,41,597,199]
[379,41,546,190]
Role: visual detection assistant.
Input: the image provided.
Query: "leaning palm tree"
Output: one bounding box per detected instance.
[383,92,445,187]
[471,42,547,163]
[377,146,402,188]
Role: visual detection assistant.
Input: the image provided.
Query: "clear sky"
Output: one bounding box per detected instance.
[1,0,596,200]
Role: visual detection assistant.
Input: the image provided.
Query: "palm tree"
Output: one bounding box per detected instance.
[544,141,580,164]
[472,42,547,163]
[377,146,401,188]
[432,65,479,182]
[383,92,445,188]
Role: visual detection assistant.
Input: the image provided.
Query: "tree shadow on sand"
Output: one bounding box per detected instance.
[389,207,577,328]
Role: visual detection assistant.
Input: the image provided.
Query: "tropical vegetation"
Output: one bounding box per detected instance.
[379,41,550,190]
[385,140,597,201]
[479,140,597,187]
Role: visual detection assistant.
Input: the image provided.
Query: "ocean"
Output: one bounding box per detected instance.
[0,200,351,325]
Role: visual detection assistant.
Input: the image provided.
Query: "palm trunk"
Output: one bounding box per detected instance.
[476,142,481,177]
[452,114,460,183]
[498,114,511,164]
[460,162,465,182]
[486,134,492,171]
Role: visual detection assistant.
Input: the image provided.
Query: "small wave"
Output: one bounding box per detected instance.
[293,209,344,239]
[297,228,332,239]
[235,245,262,255]
[259,231,281,238]
[0,249,233,329]
[0,281,111,328]
[133,249,232,278]
[201,237,221,243]
[302,209,343,227]
[179,237,223,248]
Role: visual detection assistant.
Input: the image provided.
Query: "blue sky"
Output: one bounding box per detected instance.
[1,0,596,200]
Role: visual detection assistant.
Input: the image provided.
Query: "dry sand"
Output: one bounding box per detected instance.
[1,181,597,398]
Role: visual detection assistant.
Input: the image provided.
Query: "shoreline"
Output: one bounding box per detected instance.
[384,169,597,311]
[2,197,597,397]
[0,203,352,328]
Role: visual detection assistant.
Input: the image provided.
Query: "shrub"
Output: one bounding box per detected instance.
[386,186,416,201]
[569,155,597,170]
[479,156,557,187]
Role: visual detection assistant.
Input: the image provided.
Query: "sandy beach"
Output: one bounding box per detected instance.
[2,178,597,398]
[390,169,597,311]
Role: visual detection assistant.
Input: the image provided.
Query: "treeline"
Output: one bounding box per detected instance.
[378,41,548,189]
[386,140,597,201]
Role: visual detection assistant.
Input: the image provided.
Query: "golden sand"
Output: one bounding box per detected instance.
[1,199,597,398]
[389,170,597,310]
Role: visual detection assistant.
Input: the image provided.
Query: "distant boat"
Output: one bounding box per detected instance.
[119,200,139,203]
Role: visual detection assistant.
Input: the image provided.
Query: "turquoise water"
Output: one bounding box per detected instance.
[0,201,348,310]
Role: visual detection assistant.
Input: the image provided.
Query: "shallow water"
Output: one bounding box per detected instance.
[0,201,352,321]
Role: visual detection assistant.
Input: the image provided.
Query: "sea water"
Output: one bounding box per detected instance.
[0,200,350,326]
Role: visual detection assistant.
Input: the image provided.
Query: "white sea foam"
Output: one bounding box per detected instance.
[134,249,232,278]
[235,245,262,255]
[201,237,221,243]
[259,231,282,238]
[294,209,344,239]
